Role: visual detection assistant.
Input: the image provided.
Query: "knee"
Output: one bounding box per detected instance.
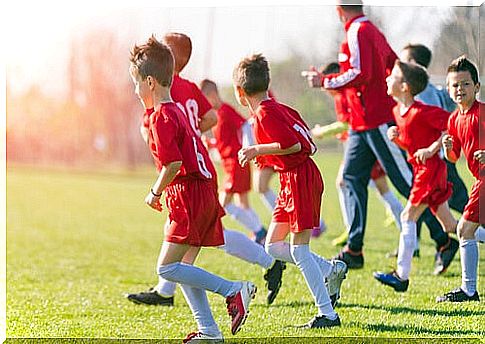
[158,262,180,279]
[457,224,475,240]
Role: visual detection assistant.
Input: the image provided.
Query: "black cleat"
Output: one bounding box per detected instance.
[264,260,286,305]
[303,314,341,328]
[373,271,409,292]
[333,247,364,269]
[125,288,174,306]
[434,237,459,275]
[436,288,480,303]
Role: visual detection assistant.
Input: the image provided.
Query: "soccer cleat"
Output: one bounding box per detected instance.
[436,288,480,303]
[254,227,267,246]
[433,237,459,275]
[331,231,348,247]
[373,271,409,292]
[303,314,341,328]
[226,281,257,335]
[325,259,348,307]
[183,331,224,343]
[333,247,364,269]
[125,288,174,306]
[263,260,286,305]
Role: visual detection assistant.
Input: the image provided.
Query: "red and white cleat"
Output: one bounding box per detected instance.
[183,331,223,343]
[225,281,257,335]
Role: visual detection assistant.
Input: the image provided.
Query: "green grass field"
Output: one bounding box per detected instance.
[6,151,485,342]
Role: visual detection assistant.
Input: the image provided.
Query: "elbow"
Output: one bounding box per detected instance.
[200,111,218,133]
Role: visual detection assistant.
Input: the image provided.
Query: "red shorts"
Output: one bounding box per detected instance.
[370,160,386,180]
[164,179,225,247]
[409,157,452,214]
[463,178,485,224]
[272,158,324,233]
[221,157,251,194]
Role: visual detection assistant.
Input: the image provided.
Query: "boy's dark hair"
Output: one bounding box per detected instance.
[447,55,479,85]
[395,60,429,96]
[337,0,363,12]
[402,43,432,68]
[233,54,270,96]
[321,62,340,75]
[200,79,218,94]
[130,35,174,87]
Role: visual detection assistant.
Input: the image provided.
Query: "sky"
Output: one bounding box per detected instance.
[3,0,482,96]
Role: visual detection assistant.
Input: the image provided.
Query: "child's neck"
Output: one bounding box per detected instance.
[247,92,270,114]
[395,93,414,110]
[153,88,172,109]
[458,100,475,114]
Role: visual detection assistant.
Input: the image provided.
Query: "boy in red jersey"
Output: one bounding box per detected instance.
[235,54,347,328]
[437,56,484,302]
[374,61,458,292]
[128,36,256,341]
[200,79,267,244]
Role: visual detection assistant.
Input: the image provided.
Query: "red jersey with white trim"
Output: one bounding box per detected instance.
[447,100,485,179]
[148,102,216,183]
[213,103,245,160]
[253,99,317,172]
[324,15,397,131]
[142,74,212,136]
[392,101,449,161]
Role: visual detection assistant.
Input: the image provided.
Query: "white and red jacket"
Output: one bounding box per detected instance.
[323,15,397,131]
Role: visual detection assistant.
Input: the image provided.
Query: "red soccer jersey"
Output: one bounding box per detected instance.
[148,102,216,183]
[253,99,317,172]
[393,101,450,160]
[213,103,246,160]
[447,100,485,179]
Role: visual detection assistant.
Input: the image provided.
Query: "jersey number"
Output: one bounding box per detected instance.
[177,99,200,136]
[192,137,212,179]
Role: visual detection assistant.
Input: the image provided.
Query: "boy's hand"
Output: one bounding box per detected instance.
[473,150,485,164]
[413,148,434,164]
[442,134,453,151]
[145,192,163,212]
[387,126,399,141]
[302,67,323,88]
[238,146,258,167]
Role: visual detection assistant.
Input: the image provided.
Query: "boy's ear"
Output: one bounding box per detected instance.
[146,76,156,90]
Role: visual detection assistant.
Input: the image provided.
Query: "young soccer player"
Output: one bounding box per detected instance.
[374,60,458,292]
[127,32,285,307]
[200,79,267,244]
[235,54,347,328]
[437,56,484,302]
[129,36,256,342]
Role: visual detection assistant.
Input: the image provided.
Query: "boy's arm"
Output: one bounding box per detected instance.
[413,132,445,164]
[145,161,183,212]
[442,134,460,163]
[312,121,349,139]
[199,109,218,133]
[387,126,407,151]
[238,142,301,167]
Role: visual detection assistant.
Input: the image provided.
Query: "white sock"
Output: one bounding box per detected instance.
[475,226,485,242]
[179,285,221,337]
[158,262,241,298]
[221,229,274,269]
[396,220,417,280]
[266,241,332,277]
[291,244,337,319]
[460,239,478,296]
[155,277,177,297]
[337,184,350,231]
[242,208,263,232]
[380,191,403,230]
[225,203,260,233]
[262,190,277,212]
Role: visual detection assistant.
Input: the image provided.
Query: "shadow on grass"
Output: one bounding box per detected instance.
[252,300,314,308]
[338,301,485,317]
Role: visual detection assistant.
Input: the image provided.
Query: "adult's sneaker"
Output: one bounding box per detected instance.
[333,247,364,269]
[303,314,341,328]
[434,237,459,275]
[264,260,286,305]
[226,281,257,335]
[436,288,480,303]
[125,288,174,306]
[325,259,348,307]
[373,271,409,292]
[183,331,224,343]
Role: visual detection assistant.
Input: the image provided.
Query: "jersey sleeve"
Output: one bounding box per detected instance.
[142,108,155,130]
[151,114,183,166]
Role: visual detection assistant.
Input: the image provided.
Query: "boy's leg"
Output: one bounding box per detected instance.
[254,167,277,212]
[434,202,458,233]
[221,229,273,268]
[373,176,403,230]
[235,192,267,243]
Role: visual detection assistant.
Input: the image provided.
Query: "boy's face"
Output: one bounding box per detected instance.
[447,71,479,109]
[130,68,152,109]
[386,65,407,98]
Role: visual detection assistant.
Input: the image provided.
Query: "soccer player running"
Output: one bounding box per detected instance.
[437,56,485,302]
[129,36,256,342]
[235,54,347,328]
[373,61,457,292]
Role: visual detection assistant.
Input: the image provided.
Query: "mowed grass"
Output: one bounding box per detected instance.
[6,151,485,341]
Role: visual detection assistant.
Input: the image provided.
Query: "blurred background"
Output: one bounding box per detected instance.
[5,1,485,170]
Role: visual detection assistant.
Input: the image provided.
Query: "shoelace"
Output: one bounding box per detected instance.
[183,332,199,343]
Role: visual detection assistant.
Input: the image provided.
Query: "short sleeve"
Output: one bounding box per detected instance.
[151,114,183,166]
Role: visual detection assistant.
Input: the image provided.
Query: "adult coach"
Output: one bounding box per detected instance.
[306,1,457,272]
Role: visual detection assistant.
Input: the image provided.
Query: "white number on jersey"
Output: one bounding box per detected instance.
[192,137,212,178]
[177,99,201,136]
[292,123,317,155]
